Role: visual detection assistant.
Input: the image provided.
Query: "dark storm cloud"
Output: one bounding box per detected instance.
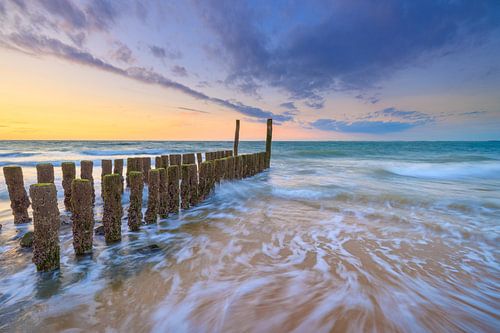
[196,0,500,107]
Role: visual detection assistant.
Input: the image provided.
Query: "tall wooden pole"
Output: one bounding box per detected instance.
[265,118,273,168]
[234,119,240,156]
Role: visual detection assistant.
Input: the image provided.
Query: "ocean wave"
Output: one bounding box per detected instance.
[81,149,166,156]
[382,162,500,180]
[0,152,39,158]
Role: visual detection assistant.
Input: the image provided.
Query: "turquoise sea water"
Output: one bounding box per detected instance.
[0,141,499,332]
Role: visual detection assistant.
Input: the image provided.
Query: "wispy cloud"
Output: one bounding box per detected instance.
[149,45,182,60]
[171,65,188,77]
[177,107,209,114]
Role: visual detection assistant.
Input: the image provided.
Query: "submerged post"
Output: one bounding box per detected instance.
[158,168,168,218]
[234,119,240,156]
[3,166,31,224]
[30,183,60,271]
[80,160,95,205]
[145,169,160,224]
[36,163,54,183]
[128,171,143,231]
[102,174,122,243]
[265,118,273,168]
[62,162,76,211]
[71,179,94,255]
[167,165,180,214]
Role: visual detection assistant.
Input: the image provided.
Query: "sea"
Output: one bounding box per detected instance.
[0,141,499,332]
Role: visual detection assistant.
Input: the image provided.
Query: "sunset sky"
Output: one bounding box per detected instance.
[1,0,500,140]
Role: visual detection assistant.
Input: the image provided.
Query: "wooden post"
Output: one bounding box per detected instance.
[161,155,169,168]
[113,159,124,193]
[155,156,163,169]
[234,119,240,156]
[265,118,273,168]
[61,162,76,211]
[234,155,241,179]
[80,160,95,205]
[102,174,122,243]
[30,183,60,271]
[170,154,181,166]
[145,169,160,224]
[198,161,208,201]
[126,157,134,187]
[2,166,30,224]
[167,165,180,214]
[158,168,168,218]
[207,161,215,194]
[180,165,190,209]
[182,153,195,165]
[214,159,223,183]
[188,164,198,206]
[71,179,94,255]
[196,152,203,165]
[142,157,151,183]
[101,160,112,180]
[227,156,235,180]
[36,163,54,183]
[128,171,143,231]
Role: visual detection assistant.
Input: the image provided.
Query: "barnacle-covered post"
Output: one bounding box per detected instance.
[102,174,122,243]
[80,160,95,204]
[113,158,124,193]
[155,156,163,169]
[3,166,30,224]
[36,163,54,183]
[61,162,76,211]
[182,153,195,165]
[167,165,180,214]
[30,183,60,271]
[161,155,169,168]
[170,154,181,167]
[181,164,190,209]
[128,171,143,231]
[198,161,209,201]
[101,159,112,197]
[142,157,151,183]
[145,169,160,224]
[71,179,94,255]
[158,168,168,218]
[188,164,198,206]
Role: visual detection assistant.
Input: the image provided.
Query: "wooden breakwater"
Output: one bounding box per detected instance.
[1,119,273,272]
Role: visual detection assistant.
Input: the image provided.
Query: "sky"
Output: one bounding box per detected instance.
[1,0,500,140]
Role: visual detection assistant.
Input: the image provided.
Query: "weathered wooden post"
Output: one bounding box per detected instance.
[126,157,136,187]
[142,157,151,183]
[30,183,59,271]
[196,152,203,165]
[113,159,124,193]
[182,153,195,165]
[234,155,242,179]
[80,160,95,204]
[128,171,143,231]
[36,163,54,183]
[265,118,273,168]
[225,150,233,157]
[161,155,169,168]
[181,164,190,209]
[3,166,31,224]
[188,164,198,206]
[71,179,94,255]
[101,160,112,180]
[145,169,159,224]
[207,161,215,194]
[155,156,163,169]
[61,162,76,211]
[102,174,122,243]
[214,159,223,183]
[234,119,240,156]
[198,161,208,201]
[158,168,168,218]
[227,156,235,180]
[167,165,180,214]
[170,154,181,166]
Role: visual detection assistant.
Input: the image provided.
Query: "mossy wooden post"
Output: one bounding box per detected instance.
[170,154,181,166]
[196,152,203,165]
[71,179,94,255]
[155,156,163,169]
[167,165,180,214]
[36,163,54,184]
[128,171,143,231]
[102,174,122,243]
[198,161,208,201]
[188,164,198,206]
[30,183,59,271]
[207,161,215,194]
[225,150,233,157]
[145,169,160,224]
[158,168,168,218]
[126,157,136,187]
[3,166,31,224]
[161,155,169,168]
[101,159,112,198]
[181,164,190,209]
[61,162,76,211]
[265,118,273,168]
[205,152,212,161]
[142,157,151,183]
[234,119,240,156]
[214,159,223,183]
[80,160,95,205]
[182,153,195,165]
[113,159,124,193]
[234,155,241,179]
[227,156,235,180]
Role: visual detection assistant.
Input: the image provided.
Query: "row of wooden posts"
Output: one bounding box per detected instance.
[1,119,273,272]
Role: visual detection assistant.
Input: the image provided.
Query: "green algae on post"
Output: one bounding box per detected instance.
[128,171,143,231]
[80,160,95,205]
[145,169,160,224]
[227,156,235,180]
[167,165,180,214]
[181,164,190,209]
[61,162,76,211]
[71,179,94,255]
[161,155,169,168]
[188,164,198,206]
[182,153,195,165]
[36,163,54,183]
[113,159,124,193]
[158,168,168,218]
[142,157,151,183]
[29,183,60,271]
[102,174,122,243]
[2,166,31,224]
